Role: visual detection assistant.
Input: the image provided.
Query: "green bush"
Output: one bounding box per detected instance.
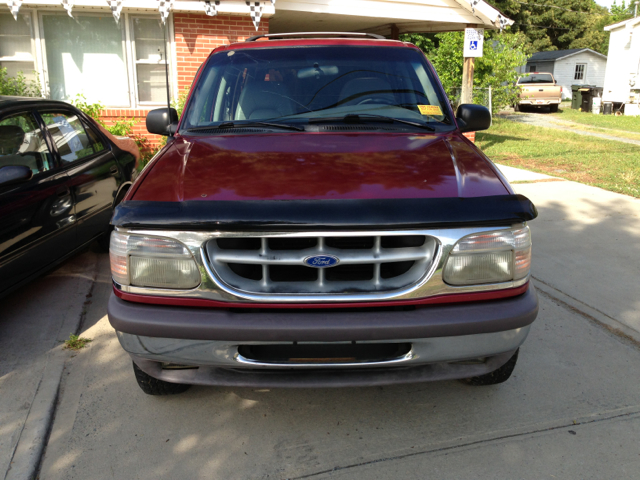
[69,94,104,124]
[0,68,43,97]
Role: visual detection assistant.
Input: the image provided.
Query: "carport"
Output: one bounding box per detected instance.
[268,0,512,37]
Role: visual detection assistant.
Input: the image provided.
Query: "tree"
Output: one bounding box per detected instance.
[404,31,529,112]
[609,0,634,22]
[485,0,612,54]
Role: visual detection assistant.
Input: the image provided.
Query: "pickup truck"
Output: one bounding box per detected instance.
[516,72,562,112]
[107,32,539,395]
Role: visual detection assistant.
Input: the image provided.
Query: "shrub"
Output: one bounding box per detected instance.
[0,68,43,97]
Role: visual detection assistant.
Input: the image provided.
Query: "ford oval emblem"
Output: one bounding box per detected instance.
[304,255,339,268]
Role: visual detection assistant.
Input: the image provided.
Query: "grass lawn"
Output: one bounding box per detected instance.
[552,107,640,134]
[476,117,640,198]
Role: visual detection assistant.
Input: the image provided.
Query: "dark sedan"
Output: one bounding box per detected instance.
[0,96,137,298]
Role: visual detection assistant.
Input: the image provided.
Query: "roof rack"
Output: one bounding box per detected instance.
[245,32,386,42]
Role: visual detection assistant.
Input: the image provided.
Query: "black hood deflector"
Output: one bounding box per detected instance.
[111,195,537,230]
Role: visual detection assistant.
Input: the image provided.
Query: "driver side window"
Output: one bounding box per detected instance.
[0,112,55,175]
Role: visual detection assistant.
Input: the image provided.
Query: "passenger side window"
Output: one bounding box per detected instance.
[40,111,105,164]
[0,112,55,175]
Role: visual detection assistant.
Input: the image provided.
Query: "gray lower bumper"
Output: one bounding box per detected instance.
[130,350,518,388]
[108,284,538,342]
[109,285,537,387]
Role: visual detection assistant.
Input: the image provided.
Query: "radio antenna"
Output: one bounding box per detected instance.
[162,20,172,133]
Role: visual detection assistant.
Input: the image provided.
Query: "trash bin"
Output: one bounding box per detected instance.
[578,85,597,111]
[571,85,582,109]
[592,97,602,114]
[603,102,613,115]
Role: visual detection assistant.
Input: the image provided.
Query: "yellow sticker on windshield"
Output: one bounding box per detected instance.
[418,105,442,116]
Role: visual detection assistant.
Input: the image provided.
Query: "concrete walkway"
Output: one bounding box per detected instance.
[33,172,640,479]
[0,251,98,480]
[498,112,640,146]
[3,168,640,479]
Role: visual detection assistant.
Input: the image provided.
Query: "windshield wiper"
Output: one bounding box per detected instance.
[309,114,435,131]
[186,121,304,132]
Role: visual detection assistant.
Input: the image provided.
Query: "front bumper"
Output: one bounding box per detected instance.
[519,99,561,106]
[108,284,538,387]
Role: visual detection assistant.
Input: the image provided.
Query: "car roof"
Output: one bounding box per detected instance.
[221,36,414,53]
[0,96,75,110]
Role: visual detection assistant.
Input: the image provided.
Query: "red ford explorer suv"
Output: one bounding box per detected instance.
[107,33,538,395]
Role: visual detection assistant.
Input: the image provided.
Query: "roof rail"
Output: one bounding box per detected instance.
[245,32,386,42]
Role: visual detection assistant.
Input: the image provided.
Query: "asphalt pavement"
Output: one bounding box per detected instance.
[2,168,640,479]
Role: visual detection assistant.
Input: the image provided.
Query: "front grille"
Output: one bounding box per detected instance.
[206,234,438,295]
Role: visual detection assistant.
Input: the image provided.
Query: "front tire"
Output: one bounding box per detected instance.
[132,361,191,395]
[462,349,519,386]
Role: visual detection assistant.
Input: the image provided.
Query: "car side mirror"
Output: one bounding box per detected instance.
[456,104,492,133]
[0,165,32,186]
[146,108,179,136]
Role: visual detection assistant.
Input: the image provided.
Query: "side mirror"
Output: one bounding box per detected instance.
[0,165,33,186]
[146,108,179,136]
[456,104,492,133]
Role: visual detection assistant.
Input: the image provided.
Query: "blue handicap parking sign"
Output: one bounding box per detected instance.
[469,40,478,50]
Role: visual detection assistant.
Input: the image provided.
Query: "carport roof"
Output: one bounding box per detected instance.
[269,0,514,35]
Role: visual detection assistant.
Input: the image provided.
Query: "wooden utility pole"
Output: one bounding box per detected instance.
[460,24,476,105]
[461,56,475,104]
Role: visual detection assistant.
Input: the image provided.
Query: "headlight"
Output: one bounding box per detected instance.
[443,226,531,286]
[109,232,201,289]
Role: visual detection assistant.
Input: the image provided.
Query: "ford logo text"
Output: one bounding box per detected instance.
[304,255,339,268]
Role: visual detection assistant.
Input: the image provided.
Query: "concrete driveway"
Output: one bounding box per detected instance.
[3,172,640,479]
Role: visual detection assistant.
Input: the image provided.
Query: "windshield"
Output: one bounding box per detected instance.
[518,74,554,84]
[181,46,452,131]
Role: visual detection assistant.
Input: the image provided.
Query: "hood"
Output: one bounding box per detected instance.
[131,132,509,202]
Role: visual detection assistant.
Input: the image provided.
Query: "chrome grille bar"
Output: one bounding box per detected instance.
[205,234,438,295]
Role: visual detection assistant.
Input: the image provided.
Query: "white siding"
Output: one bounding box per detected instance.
[552,51,607,99]
[525,60,555,74]
[603,22,640,103]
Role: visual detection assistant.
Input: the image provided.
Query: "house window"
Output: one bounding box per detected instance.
[131,17,172,104]
[574,63,586,80]
[41,13,130,106]
[0,13,37,82]
[0,10,174,108]
[529,65,536,72]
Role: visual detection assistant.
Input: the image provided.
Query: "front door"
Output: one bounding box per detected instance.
[0,110,76,295]
[38,109,119,246]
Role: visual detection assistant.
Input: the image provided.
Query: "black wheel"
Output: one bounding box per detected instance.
[549,104,558,113]
[96,230,112,252]
[132,361,191,395]
[462,349,519,386]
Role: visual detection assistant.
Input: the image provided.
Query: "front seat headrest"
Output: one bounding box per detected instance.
[0,125,26,155]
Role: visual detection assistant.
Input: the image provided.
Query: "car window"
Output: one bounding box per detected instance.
[0,112,55,175]
[40,111,105,164]
[518,74,554,84]
[183,46,452,129]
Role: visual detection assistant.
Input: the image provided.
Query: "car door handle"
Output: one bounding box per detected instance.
[56,186,70,197]
[110,165,120,175]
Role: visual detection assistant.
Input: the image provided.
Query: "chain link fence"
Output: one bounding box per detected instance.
[447,87,492,115]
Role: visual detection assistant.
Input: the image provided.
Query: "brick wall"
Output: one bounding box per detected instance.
[174,13,269,91]
[101,108,163,151]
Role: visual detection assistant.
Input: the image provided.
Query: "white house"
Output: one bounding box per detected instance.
[602,16,640,109]
[523,49,608,99]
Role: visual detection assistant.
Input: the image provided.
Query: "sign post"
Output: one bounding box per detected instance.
[461,27,484,105]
